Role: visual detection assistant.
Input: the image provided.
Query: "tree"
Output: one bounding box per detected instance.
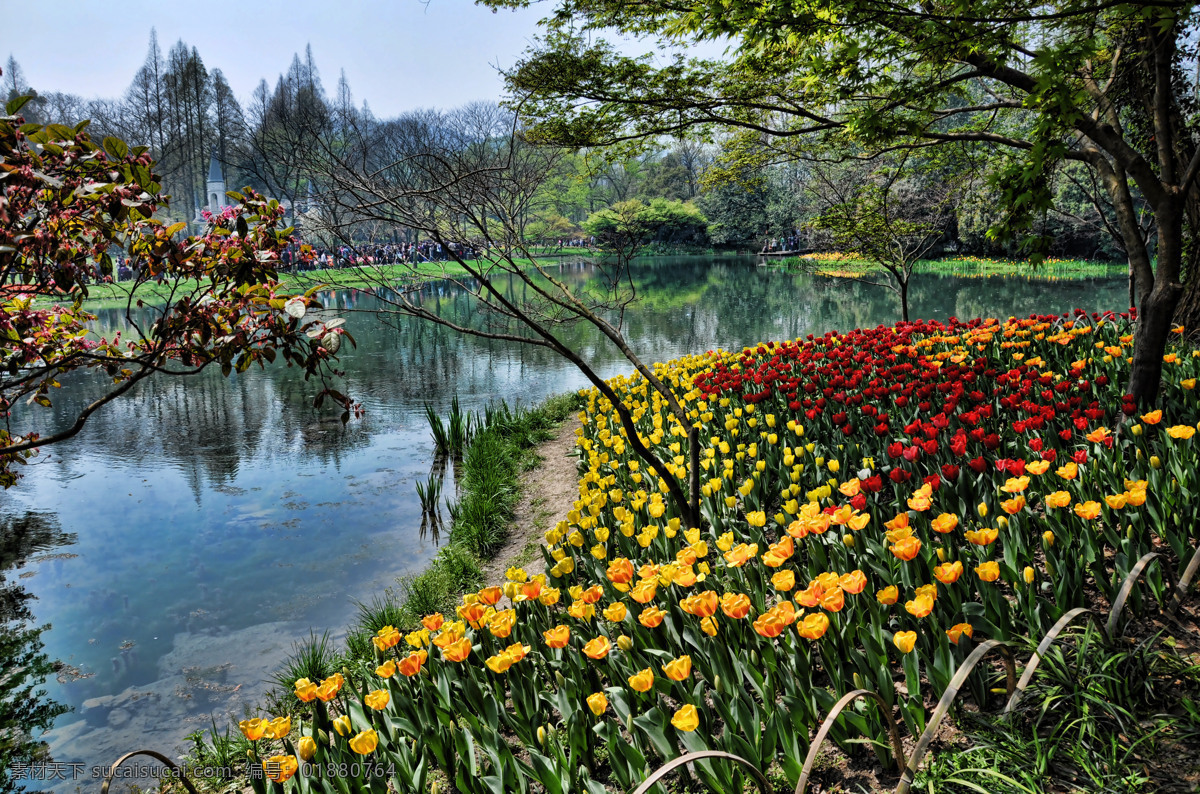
[281,103,705,525]
[583,197,708,254]
[807,160,954,322]
[0,93,352,486]
[489,0,1200,404]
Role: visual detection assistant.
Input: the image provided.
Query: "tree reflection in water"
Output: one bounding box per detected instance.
[0,513,73,794]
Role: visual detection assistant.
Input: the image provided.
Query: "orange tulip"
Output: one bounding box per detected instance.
[720,592,752,619]
[1074,501,1101,520]
[964,527,999,546]
[752,611,787,638]
[421,613,444,632]
[1045,491,1071,508]
[723,542,759,567]
[397,652,424,677]
[580,584,605,604]
[1000,495,1026,515]
[796,612,830,640]
[933,560,963,584]
[543,624,570,649]
[1141,409,1162,425]
[607,557,634,584]
[478,586,503,606]
[890,535,922,561]
[629,579,658,604]
[820,586,845,613]
[904,592,934,618]
[582,636,611,659]
[946,623,974,645]
[876,586,899,605]
[294,678,318,703]
[931,513,959,534]
[839,570,867,594]
[681,590,718,618]
[442,637,472,663]
[662,655,692,681]
[796,585,821,608]
[976,561,1000,582]
[771,569,796,591]
[638,605,667,628]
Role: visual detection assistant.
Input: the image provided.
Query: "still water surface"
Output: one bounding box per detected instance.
[2,256,1126,786]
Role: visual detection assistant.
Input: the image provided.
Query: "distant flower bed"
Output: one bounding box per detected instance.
[242,310,1199,794]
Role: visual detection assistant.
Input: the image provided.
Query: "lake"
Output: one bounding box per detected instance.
[1,255,1128,789]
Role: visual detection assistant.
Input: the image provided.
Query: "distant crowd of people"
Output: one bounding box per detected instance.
[760,232,805,254]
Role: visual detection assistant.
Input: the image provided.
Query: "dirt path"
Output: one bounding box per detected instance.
[484,417,582,584]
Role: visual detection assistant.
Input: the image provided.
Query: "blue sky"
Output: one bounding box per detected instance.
[2,1,562,117]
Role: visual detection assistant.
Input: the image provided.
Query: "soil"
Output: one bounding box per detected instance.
[483,416,582,585]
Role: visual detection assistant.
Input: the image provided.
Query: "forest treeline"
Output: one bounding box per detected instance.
[4,33,1127,260]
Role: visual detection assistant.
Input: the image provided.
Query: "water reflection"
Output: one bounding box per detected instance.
[0,513,73,794]
[1,256,1127,787]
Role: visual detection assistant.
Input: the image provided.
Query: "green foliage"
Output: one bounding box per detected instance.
[582,198,708,247]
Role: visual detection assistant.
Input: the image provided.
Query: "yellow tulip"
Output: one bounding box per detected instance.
[332,715,352,737]
[297,735,317,762]
[671,704,700,731]
[893,631,917,654]
[662,655,693,681]
[264,755,298,783]
[239,718,268,741]
[363,690,389,711]
[587,692,608,716]
[348,729,378,755]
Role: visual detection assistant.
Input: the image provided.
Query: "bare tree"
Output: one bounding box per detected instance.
[288,104,703,525]
[807,158,956,322]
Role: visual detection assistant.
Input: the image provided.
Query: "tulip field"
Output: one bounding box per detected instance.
[236,310,1200,793]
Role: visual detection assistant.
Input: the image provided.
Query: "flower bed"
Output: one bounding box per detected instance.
[242,310,1200,793]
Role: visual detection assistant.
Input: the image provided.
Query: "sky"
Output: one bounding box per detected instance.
[0,1,573,117]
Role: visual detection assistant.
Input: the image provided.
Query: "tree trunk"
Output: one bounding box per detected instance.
[1129,207,1184,405]
[899,278,910,323]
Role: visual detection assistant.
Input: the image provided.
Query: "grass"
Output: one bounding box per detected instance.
[42,254,604,311]
[913,625,1200,794]
[777,254,1127,281]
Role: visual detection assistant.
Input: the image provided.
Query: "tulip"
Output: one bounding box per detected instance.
[266,716,291,740]
[543,625,570,649]
[629,668,655,692]
[976,561,1001,582]
[297,735,317,762]
[771,569,796,591]
[639,605,667,628]
[332,715,352,737]
[1043,530,1055,546]
[890,535,922,561]
[933,560,963,584]
[1167,425,1196,439]
[617,634,634,652]
[587,692,608,716]
[239,718,268,741]
[671,704,700,731]
[946,623,973,645]
[663,655,693,681]
[265,755,298,783]
[931,513,959,534]
[839,570,867,594]
[293,678,318,703]
[364,689,389,710]
[796,612,830,640]
[893,631,917,654]
[582,636,611,659]
[375,660,396,678]
[905,592,934,618]
[1073,501,1101,520]
[603,602,628,622]
[977,501,988,517]
[348,729,378,755]
[876,585,899,605]
[720,592,753,619]
[442,637,472,663]
[1023,566,1036,584]
[398,651,424,677]
[478,586,503,605]
[700,615,719,635]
